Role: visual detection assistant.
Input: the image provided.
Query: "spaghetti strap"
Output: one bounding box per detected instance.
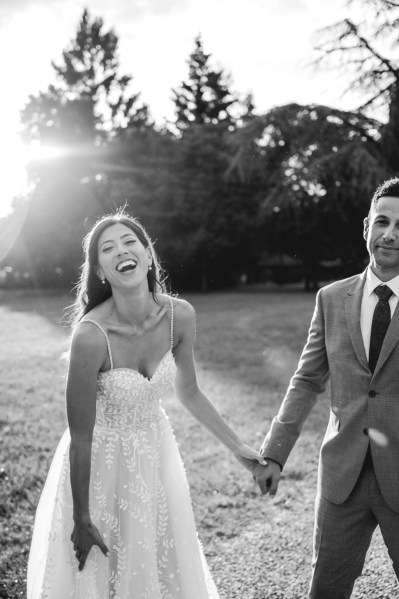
[80,319,114,370]
[169,297,174,351]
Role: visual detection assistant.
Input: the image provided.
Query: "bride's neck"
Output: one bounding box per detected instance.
[111,288,154,326]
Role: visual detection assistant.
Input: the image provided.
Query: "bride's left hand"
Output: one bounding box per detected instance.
[234,443,267,473]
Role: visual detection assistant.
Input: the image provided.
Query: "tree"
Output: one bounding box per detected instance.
[172,35,245,131]
[20,8,152,197]
[314,0,399,172]
[8,9,152,287]
[157,36,261,289]
[228,103,388,288]
[22,9,150,148]
[160,123,263,290]
[222,0,399,289]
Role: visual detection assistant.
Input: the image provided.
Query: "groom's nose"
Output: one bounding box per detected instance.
[382,225,396,240]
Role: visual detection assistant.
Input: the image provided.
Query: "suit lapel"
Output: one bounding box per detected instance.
[345,272,369,370]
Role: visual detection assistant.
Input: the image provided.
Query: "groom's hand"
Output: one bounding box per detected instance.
[252,459,281,497]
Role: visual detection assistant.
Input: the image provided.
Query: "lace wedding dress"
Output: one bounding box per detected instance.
[27,301,219,599]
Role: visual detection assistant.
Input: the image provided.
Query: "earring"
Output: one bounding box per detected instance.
[99,275,106,285]
[148,264,152,271]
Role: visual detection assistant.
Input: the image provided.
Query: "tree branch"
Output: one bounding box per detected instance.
[344,19,399,80]
[356,83,394,110]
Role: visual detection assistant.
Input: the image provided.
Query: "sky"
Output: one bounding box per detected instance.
[0,0,360,217]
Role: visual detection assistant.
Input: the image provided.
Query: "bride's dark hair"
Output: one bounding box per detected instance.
[68,211,168,328]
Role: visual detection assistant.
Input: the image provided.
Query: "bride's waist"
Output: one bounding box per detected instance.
[94,402,166,432]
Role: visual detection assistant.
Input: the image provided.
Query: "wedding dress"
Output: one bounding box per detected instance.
[27,300,219,599]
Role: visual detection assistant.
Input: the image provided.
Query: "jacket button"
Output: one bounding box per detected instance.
[368,390,377,398]
[363,428,369,435]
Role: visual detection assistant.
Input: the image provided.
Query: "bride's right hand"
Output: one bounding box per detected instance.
[71,520,110,571]
[234,443,267,473]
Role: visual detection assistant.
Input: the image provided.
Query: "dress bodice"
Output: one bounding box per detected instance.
[95,350,177,433]
[82,297,176,434]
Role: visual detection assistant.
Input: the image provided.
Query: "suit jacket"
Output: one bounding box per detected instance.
[261,270,399,512]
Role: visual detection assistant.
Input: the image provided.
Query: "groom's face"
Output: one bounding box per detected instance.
[364,195,399,278]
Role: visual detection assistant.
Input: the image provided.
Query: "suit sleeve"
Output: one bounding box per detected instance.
[261,288,330,467]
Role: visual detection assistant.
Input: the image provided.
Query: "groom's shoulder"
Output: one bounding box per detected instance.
[319,272,364,297]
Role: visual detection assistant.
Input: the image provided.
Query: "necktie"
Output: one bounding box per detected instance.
[369,284,393,373]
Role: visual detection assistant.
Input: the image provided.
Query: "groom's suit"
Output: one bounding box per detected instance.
[261,269,399,597]
[263,269,399,511]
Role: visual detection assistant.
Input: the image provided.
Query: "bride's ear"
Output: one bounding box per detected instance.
[96,267,105,282]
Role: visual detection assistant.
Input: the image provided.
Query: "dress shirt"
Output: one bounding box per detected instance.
[360,267,399,359]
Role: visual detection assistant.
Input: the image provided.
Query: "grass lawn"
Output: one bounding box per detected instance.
[0,288,396,598]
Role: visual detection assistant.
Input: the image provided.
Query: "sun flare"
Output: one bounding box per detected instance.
[0,138,28,218]
[0,138,68,218]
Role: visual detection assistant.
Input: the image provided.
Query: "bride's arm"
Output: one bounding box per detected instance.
[66,324,109,570]
[172,299,266,472]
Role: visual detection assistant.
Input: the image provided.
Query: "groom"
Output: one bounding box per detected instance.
[254,178,399,598]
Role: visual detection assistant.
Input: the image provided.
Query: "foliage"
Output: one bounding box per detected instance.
[11,9,153,287]
[314,0,399,171]
[218,0,399,286]
[6,3,399,291]
[156,124,262,290]
[172,35,252,131]
[7,17,263,291]
[97,122,263,291]
[228,103,388,286]
[75,35,264,291]
[21,9,150,147]
[314,0,399,113]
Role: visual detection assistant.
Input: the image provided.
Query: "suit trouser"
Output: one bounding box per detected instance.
[309,451,399,599]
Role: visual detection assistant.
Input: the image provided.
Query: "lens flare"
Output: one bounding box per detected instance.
[368,428,389,447]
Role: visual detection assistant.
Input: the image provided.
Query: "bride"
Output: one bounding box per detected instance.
[27,212,266,599]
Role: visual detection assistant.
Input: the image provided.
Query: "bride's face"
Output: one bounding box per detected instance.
[96,223,152,289]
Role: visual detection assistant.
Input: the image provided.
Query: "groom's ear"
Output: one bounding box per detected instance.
[363,217,369,241]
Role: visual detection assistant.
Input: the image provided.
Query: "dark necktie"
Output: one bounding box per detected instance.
[369,284,393,373]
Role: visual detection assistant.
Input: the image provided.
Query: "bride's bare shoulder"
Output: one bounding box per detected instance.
[81,299,113,325]
[156,294,195,320]
[70,322,107,363]
[157,296,195,347]
[73,299,113,347]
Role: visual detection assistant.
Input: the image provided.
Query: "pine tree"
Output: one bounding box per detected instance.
[21,8,150,148]
[13,9,152,287]
[172,35,237,130]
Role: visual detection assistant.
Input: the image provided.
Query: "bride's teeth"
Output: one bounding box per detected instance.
[117,259,137,272]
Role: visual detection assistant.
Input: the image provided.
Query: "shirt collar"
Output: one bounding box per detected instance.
[366,266,399,298]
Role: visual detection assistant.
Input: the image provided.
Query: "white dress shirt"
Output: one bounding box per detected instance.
[360,267,399,359]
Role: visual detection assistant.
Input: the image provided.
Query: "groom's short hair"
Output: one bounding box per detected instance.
[369,177,399,216]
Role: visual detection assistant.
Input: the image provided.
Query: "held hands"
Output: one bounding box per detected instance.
[234,443,268,473]
[234,444,281,497]
[71,519,110,571]
[252,459,281,498]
